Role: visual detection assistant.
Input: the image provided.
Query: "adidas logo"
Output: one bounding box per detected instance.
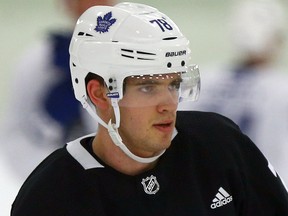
[210,187,233,209]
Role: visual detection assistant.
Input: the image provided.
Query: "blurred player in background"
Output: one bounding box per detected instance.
[179,0,288,183]
[0,0,116,181]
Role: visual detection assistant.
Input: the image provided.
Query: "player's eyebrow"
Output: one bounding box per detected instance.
[132,79,160,86]
[126,74,183,86]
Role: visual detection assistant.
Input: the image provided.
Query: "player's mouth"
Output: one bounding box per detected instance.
[153,120,174,133]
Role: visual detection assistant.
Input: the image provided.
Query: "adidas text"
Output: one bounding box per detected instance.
[210,196,233,209]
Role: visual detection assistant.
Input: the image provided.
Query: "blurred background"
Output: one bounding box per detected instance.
[1,0,288,214]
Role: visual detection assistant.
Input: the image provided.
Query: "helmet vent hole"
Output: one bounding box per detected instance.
[121,54,134,59]
[163,37,177,40]
[136,51,156,56]
[77,32,93,37]
[137,57,155,60]
[121,49,133,53]
[181,61,185,66]
[120,49,156,60]
[121,49,134,59]
[75,78,79,84]
[72,62,76,67]
[167,62,172,68]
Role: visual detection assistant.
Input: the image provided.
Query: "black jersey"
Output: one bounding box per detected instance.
[11,111,288,216]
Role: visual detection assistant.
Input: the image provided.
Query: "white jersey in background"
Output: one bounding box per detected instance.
[179,65,288,184]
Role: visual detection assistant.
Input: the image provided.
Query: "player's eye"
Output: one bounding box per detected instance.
[139,85,156,94]
[168,79,181,92]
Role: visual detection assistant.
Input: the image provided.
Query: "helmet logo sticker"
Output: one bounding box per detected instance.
[95,11,117,33]
[166,50,187,57]
[141,175,160,195]
[107,92,120,98]
[150,18,173,32]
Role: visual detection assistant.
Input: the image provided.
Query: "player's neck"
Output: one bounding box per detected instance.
[92,128,157,176]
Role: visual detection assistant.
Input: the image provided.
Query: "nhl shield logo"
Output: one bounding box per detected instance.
[141,175,160,195]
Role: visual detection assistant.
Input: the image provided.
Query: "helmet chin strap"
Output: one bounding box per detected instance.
[107,120,166,163]
[109,98,166,163]
[82,97,167,163]
[81,98,109,129]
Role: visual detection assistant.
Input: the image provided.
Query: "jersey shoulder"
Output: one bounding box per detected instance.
[175,110,245,166]
[176,110,241,135]
[175,111,267,173]
[11,141,98,215]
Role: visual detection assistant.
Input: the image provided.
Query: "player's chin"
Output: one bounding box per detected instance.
[158,136,173,150]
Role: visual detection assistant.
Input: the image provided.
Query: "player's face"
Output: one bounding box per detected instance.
[117,73,180,158]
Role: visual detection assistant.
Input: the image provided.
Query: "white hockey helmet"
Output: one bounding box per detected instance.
[69,2,200,163]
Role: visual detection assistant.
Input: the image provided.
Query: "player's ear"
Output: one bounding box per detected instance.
[87,79,109,110]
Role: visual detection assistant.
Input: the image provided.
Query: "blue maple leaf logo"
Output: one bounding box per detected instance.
[95,11,117,33]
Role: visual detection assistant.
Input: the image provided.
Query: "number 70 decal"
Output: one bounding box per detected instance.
[150,18,173,32]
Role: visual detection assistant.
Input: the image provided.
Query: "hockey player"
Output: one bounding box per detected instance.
[11,2,288,215]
